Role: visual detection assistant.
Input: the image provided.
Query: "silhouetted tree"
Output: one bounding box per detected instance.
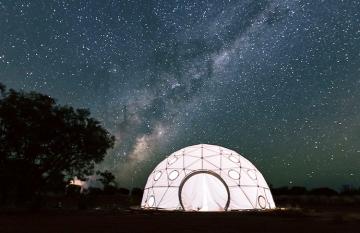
[0,83,5,94]
[97,170,116,187]
[0,83,115,204]
[97,170,117,195]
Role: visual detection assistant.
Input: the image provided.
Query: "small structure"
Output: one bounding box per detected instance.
[141,144,275,211]
[69,175,104,193]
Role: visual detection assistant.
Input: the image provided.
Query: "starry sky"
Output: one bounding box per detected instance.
[1,0,359,189]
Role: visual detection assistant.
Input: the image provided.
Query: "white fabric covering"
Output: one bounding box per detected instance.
[141,144,276,211]
[181,172,228,211]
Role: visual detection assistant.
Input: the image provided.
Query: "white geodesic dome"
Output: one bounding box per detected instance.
[141,144,276,211]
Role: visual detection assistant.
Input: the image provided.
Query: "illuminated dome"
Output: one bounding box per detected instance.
[141,144,275,211]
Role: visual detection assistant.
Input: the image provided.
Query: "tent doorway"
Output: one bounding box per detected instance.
[179,171,230,211]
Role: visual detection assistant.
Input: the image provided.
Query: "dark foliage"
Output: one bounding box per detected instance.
[65,184,82,197]
[0,83,115,204]
[96,170,116,187]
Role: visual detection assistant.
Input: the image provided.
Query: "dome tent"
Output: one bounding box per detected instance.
[141,144,275,211]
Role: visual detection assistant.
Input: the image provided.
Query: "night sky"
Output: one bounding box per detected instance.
[1,0,359,189]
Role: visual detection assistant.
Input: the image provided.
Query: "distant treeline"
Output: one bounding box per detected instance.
[66,185,144,197]
[66,184,360,198]
[271,185,360,196]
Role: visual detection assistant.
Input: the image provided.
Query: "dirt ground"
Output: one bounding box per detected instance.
[0,207,359,233]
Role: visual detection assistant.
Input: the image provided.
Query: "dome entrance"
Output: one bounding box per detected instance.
[179,171,230,211]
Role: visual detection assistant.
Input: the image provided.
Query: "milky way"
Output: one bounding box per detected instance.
[1,0,359,189]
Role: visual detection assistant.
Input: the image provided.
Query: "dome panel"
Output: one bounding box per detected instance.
[185,158,203,171]
[220,147,237,155]
[203,155,221,169]
[265,188,276,208]
[156,187,179,210]
[221,168,240,186]
[247,169,257,180]
[239,157,256,170]
[148,196,155,207]
[239,169,258,186]
[184,146,202,158]
[151,187,169,208]
[256,188,269,209]
[228,186,254,210]
[154,171,162,181]
[202,159,221,170]
[221,156,241,170]
[240,186,262,209]
[167,155,184,169]
[229,155,240,163]
[141,188,149,206]
[202,145,221,155]
[255,170,269,188]
[168,169,186,186]
[153,160,167,171]
[168,170,179,180]
[167,156,179,165]
[228,169,240,180]
[152,170,169,187]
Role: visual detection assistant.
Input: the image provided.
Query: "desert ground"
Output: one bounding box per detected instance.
[1,195,359,233]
